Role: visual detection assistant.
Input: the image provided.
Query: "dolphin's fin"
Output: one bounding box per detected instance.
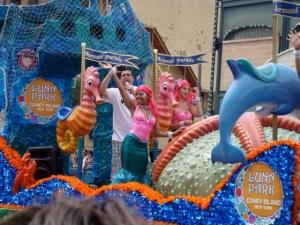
[211,142,246,164]
[227,59,242,79]
[237,58,277,82]
[271,102,295,115]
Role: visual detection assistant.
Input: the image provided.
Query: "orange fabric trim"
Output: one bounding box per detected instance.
[0,136,299,224]
[0,137,23,170]
[152,222,178,225]
[0,204,24,210]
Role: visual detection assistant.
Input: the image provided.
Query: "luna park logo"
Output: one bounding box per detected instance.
[17,49,38,70]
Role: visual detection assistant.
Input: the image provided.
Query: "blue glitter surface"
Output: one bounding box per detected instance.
[0,144,296,224]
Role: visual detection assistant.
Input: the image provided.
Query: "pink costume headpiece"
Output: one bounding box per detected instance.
[174,79,195,104]
[135,85,158,117]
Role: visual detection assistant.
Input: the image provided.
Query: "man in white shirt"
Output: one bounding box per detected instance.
[100,66,135,181]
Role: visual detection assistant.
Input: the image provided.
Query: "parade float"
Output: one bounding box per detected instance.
[0,0,299,225]
[0,0,153,182]
[0,58,299,224]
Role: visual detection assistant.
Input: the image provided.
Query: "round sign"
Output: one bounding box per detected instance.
[235,162,283,224]
[18,78,62,124]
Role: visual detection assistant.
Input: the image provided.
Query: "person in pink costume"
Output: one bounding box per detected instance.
[103,67,181,185]
[170,79,203,131]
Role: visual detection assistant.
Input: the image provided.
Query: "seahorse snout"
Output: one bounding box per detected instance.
[93,90,103,105]
[95,96,103,104]
[170,96,178,108]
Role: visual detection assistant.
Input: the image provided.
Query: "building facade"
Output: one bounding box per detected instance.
[217,0,298,112]
[0,0,216,111]
[130,0,215,112]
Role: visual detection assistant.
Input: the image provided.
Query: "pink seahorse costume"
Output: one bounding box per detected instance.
[156,72,178,131]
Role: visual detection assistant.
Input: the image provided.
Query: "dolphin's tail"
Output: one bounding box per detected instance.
[211,142,247,164]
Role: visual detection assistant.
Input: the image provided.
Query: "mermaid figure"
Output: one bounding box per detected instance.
[171,79,203,131]
[103,67,182,185]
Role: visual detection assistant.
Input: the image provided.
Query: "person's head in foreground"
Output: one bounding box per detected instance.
[0,198,148,225]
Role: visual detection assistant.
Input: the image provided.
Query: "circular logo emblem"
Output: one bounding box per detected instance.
[235,162,283,224]
[17,49,38,70]
[18,78,62,124]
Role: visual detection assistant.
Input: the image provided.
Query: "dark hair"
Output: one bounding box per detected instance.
[0,207,41,225]
[0,198,148,225]
[117,66,132,72]
[293,22,300,34]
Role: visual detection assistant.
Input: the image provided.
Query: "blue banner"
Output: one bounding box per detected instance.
[157,53,205,66]
[85,48,139,69]
[273,1,300,18]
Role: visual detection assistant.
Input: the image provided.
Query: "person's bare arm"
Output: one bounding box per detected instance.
[296,59,300,79]
[169,122,181,131]
[190,87,203,118]
[99,66,114,98]
[153,121,183,138]
[111,71,135,115]
[169,119,192,131]
[190,101,203,118]
[288,31,300,78]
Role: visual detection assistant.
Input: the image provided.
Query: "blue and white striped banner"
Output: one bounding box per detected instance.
[85,48,139,69]
[273,1,300,18]
[157,53,205,66]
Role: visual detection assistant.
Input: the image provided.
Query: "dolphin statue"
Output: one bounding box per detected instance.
[211,58,300,164]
